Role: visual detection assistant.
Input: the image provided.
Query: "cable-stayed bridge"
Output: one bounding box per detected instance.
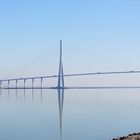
[1,40,140,89]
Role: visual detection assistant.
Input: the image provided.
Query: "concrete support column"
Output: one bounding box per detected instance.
[41,77,43,89]
[8,80,10,88]
[16,80,18,89]
[24,79,26,89]
[0,81,2,88]
[32,78,34,89]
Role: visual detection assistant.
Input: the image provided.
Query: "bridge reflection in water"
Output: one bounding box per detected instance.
[0,88,64,140]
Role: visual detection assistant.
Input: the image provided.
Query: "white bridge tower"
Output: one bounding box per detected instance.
[57,40,65,89]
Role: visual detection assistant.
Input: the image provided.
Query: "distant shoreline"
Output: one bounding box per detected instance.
[113,133,140,140]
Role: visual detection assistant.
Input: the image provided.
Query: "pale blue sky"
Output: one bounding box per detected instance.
[0,0,140,80]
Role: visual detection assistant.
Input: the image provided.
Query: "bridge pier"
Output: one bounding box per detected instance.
[16,80,18,89]
[8,80,10,89]
[41,77,43,89]
[24,79,26,89]
[32,78,34,89]
[0,81,2,88]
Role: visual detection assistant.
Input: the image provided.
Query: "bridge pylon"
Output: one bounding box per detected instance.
[57,40,65,89]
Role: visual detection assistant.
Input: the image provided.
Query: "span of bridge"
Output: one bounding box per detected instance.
[0,40,140,89]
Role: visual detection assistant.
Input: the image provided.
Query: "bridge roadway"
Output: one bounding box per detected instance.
[0,70,140,89]
[1,70,140,81]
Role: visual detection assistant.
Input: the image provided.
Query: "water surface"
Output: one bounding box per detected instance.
[0,89,140,140]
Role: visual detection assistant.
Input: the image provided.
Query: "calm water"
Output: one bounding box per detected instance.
[0,88,140,140]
